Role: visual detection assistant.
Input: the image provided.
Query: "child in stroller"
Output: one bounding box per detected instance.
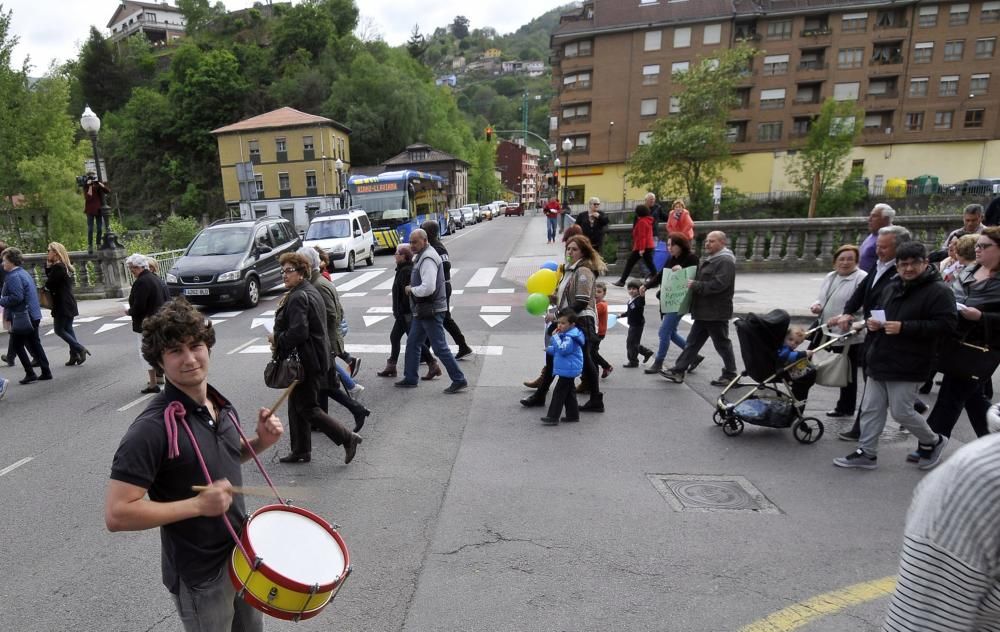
[714,310,853,443]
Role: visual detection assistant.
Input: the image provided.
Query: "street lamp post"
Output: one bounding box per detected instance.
[79,106,120,250]
[560,138,573,230]
[334,157,345,209]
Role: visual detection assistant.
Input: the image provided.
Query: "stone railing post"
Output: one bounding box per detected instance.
[97,247,129,298]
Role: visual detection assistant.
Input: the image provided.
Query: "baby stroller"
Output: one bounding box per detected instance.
[713,309,858,443]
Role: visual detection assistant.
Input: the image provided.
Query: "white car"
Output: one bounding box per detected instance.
[461,207,476,225]
[303,209,375,272]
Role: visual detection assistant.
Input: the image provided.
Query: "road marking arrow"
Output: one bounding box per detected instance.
[251,318,274,331]
[94,323,129,335]
[363,315,390,327]
[479,314,509,328]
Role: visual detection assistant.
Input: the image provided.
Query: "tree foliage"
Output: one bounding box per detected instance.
[450,16,470,39]
[627,46,756,216]
[785,98,863,200]
[468,140,502,203]
[406,25,427,59]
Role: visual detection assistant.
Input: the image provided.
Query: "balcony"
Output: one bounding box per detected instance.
[306,187,318,196]
[279,188,292,199]
[800,27,832,37]
[866,90,899,99]
[797,59,828,71]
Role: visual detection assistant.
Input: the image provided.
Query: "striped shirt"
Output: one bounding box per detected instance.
[883,433,1000,631]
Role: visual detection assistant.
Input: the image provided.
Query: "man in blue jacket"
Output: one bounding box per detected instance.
[0,247,52,383]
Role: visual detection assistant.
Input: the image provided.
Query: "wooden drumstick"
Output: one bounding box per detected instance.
[192,484,315,500]
[267,380,298,414]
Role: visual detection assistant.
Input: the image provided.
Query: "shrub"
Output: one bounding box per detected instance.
[158,215,201,250]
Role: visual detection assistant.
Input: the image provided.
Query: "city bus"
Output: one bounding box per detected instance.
[347,170,450,250]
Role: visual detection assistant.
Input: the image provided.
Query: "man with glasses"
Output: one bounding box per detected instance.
[395,229,468,394]
[834,241,954,471]
[574,197,610,255]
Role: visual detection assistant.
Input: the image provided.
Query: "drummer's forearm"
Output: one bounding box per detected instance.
[105,496,201,532]
[240,435,278,462]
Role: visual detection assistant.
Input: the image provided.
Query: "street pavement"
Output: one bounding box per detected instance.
[0,213,988,631]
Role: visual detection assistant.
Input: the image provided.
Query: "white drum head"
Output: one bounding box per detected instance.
[248,509,346,586]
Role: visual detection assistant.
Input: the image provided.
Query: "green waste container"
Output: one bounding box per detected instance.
[912,175,939,194]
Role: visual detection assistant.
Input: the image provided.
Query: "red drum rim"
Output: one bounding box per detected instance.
[239,504,350,594]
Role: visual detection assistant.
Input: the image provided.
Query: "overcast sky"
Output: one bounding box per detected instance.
[7,0,570,73]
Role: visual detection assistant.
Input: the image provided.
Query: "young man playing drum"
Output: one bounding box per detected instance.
[104,298,283,631]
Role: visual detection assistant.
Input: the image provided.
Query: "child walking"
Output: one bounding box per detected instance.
[594,282,613,379]
[542,308,586,425]
[622,279,653,367]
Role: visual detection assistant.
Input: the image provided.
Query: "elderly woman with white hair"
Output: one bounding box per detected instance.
[573,197,610,255]
[125,253,169,393]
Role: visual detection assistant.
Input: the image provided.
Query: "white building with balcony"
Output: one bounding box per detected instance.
[107,1,186,48]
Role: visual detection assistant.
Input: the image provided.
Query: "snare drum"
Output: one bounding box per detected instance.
[229,504,351,621]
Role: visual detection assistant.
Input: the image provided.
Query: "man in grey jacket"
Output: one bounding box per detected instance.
[396,229,468,394]
[661,231,738,386]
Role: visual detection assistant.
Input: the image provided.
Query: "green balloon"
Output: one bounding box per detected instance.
[525,293,549,316]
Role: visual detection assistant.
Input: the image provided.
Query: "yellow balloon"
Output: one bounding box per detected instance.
[526,269,559,295]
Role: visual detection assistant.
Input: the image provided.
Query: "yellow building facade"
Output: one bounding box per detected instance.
[212,107,351,233]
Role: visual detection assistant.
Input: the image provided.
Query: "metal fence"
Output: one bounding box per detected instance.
[120,248,186,281]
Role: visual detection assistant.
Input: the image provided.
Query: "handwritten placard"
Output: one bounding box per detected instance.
[659,266,698,315]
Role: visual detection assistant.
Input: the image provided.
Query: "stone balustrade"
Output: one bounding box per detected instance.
[19,249,130,300]
[606,214,962,273]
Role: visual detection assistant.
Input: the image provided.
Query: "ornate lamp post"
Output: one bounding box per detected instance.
[80,106,120,250]
[334,158,345,209]
[560,138,573,230]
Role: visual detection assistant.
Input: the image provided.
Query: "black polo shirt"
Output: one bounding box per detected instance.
[110,383,246,593]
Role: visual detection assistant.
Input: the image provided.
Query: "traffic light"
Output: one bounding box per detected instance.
[485,126,493,142]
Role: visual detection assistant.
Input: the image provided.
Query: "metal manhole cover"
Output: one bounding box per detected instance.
[647,474,782,514]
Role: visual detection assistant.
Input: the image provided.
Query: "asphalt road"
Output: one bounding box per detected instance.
[0,214,981,631]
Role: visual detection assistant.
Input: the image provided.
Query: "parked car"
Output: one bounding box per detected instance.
[471,204,482,223]
[481,205,494,221]
[166,217,301,308]
[944,178,1000,196]
[504,202,524,216]
[461,206,476,226]
[447,208,465,230]
[303,208,376,272]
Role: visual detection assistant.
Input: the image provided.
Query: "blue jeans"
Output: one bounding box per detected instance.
[654,312,686,363]
[546,217,557,241]
[403,313,465,384]
[52,314,84,354]
[86,213,104,250]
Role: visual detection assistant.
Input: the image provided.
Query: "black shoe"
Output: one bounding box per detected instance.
[455,346,474,360]
[838,430,860,441]
[710,375,736,387]
[279,453,311,464]
[353,408,370,433]
[344,433,362,464]
[38,372,52,381]
[622,362,639,368]
[579,399,604,413]
[349,357,362,378]
[31,359,39,368]
[825,410,853,418]
[0,354,12,367]
[520,394,546,407]
[611,280,626,287]
[914,400,929,414]
[443,381,468,394]
[642,350,653,364]
[66,351,80,366]
[140,384,160,394]
[687,355,705,373]
[661,368,685,383]
[77,348,91,366]
[560,417,580,422]
[540,416,559,425]
[19,374,38,385]
[394,379,418,388]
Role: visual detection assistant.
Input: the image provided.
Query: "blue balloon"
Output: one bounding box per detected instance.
[541,261,559,271]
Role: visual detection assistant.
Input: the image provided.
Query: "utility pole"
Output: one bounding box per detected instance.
[523,92,529,148]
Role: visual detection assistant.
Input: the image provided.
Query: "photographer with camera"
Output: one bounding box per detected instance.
[80,172,109,253]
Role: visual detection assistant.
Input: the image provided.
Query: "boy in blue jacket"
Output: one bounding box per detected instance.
[542,308,586,425]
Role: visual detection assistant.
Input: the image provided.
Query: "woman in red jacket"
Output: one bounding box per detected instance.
[613,204,656,287]
[665,199,695,241]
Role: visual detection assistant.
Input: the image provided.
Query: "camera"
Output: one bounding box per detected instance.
[76,174,97,188]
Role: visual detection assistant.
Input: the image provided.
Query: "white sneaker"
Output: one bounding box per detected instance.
[348,383,365,394]
[0,377,9,401]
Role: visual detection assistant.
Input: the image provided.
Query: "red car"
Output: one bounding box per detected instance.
[504,203,523,216]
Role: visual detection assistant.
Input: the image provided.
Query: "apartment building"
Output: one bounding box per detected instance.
[496,140,542,208]
[550,0,1000,201]
[211,107,352,233]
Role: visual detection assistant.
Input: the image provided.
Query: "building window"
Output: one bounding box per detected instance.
[735,88,751,108]
[703,23,722,45]
[638,131,653,145]
[669,97,681,113]
[798,50,825,70]
[871,43,902,65]
[939,75,959,97]
[965,109,984,128]
[302,136,314,152]
[913,42,933,63]
[759,88,786,109]
[983,1,1000,23]
[943,40,964,61]
[833,82,860,101]
[673,26,691,48]
[934,111,953,129]
[792,117,812,137]
[841,12,868,32]
[766,19,792,40]
[644,30,662,51]
[254,175,264,195]
[868,78,897,97]
[949,3,970,25]
[248,140,261,164]
[671,61,689,74]
[726,121,748,143]
[564,40,592,57]
[831,116,857,134]
[970,74,990,96]
[305,170,317,195]
[838,47,864,69]
[278,172,290,191]
[909,78,929,97]
[918,5,938,27]
[758,122,783,142]
[640,98,658,116]
[904,112,924,131]
[762,54,789,75]
[563,71,592,89]
[562,103,590,121]
[976,38,996,59]
[802,15,830,34]
[275,138,286,152]
[795,83,821,104]
[642,64,660,85]
[563,136,588,151]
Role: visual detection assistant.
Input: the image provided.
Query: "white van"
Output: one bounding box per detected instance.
[303,209,376,272]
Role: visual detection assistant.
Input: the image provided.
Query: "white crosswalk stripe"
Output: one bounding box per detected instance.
[239,343,504,356]
[465,267,497,287]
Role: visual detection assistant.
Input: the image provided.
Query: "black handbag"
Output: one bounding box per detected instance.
[264,351,303,389]
[413,298,436,319]
[10,308,33,335]
[936,339,1000,381]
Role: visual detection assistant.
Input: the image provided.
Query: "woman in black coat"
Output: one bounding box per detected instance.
[270,252,361,465]
[375,243,435,377]
[44,242,89,366]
